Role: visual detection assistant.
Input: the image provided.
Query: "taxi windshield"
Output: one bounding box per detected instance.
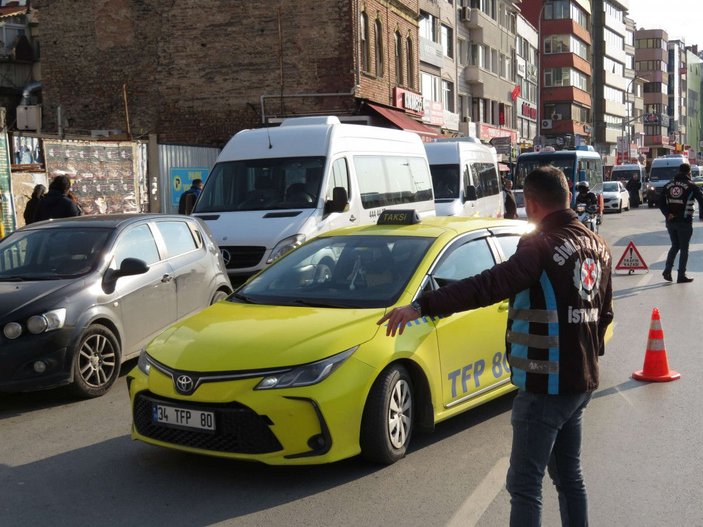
[237,235,433,308]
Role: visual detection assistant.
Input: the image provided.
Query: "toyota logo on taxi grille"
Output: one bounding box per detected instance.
[175,374,196,395]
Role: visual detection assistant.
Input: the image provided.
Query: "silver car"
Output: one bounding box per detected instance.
[0,214,232,397]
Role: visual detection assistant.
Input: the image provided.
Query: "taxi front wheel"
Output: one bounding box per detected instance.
[360,364,414,464]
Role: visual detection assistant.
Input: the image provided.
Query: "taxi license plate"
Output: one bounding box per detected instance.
[152,403,215,432]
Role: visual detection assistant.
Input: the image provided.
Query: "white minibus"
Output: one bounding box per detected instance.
[192,116,435,279]
[424,138,504,218]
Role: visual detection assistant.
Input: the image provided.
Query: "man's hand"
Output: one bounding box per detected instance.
[377,305,421,337]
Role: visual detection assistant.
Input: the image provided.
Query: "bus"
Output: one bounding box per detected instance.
[513,146,604,213]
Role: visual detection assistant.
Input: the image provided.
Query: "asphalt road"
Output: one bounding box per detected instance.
[2,205,703,527]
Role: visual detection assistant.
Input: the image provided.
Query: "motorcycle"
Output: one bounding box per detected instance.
[575,203,598,233]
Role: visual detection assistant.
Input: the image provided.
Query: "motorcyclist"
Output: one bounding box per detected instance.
[573,181,598,213]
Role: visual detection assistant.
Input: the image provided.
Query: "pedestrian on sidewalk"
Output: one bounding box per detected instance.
[658,162,703,283]
[378,165,613,527]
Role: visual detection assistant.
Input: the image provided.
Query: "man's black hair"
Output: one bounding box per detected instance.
[523,165,570,209]
[49,175,71,193]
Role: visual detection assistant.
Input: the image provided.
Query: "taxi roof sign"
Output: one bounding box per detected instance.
[377,210,420,225]
[615,241,648,272]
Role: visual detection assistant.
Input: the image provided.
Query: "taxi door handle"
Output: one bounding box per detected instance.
[161,274,173,283]
[498,301,509,312]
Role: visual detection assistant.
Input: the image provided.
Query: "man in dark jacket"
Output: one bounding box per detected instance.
[178,179,203,215]
[379,166,613,526]
[33,175,82,222]
[503,179,518,219]
[658,162,703,283]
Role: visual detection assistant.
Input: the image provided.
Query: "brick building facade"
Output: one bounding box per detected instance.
[34,0,427,147]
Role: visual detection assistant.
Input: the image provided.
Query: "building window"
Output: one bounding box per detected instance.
[419,13,436,41]
[544,67,588,91]
[458,38,468,66]
[395,31,404,85]
[406,37,414,88]
[441,25,453,59]
[360,12,370,72]
[375,19,384,77]
[442,80,455,112]
[422,72,441,102]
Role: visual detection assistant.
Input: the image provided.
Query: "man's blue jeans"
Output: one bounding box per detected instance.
[507,390,593,527]
[664,220,693,275]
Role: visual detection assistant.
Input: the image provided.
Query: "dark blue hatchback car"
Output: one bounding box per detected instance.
[0,214,232,397]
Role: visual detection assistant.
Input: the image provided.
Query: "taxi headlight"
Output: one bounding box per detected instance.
[3,322,22,339]
[27,309,66,334]
[255,346,358,390]
[137,349,151,375]
[267,234,306,264]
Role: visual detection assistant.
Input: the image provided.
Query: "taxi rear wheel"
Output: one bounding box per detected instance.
[360,364,414,464]
[70,324,121,398]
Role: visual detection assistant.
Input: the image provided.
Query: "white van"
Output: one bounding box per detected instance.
[646,154,688,207]
[611,163,646,205]
[424,138,504,218]
[192,116,435,278]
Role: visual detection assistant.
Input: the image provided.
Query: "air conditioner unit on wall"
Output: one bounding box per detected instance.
[541,119,553,129]
[460,6,471,22]
[552,113,562,120]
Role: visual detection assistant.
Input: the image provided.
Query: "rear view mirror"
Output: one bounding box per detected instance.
[325,186,349,214]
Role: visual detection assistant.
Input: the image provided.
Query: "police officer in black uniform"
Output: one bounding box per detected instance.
[659,162,703,283]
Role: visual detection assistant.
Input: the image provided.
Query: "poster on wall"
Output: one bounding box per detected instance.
[0,130,16,235]
[170,167,209,209]
[43,140,146,215]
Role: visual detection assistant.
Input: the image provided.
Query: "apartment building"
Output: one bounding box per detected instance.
[623,15,645,164]
[668,39,687,152]
[515,13,539,150]
[635,28,670,159]
[591,0,629,165]
[460,0,520,146]
[522,0,593,150]
[686,47,702,164]
[418,0,461,135]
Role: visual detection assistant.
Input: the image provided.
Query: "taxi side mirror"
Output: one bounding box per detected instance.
[325,187,348,214]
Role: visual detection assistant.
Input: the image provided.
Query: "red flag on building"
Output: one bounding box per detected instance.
[511,85,521,101]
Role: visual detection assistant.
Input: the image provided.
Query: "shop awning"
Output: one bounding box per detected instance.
[367,103,439,140]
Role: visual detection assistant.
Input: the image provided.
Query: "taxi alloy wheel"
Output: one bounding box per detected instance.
[70,324,121,398]
[360,364,414,464]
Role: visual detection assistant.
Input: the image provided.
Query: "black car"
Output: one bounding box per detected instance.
[0,214,232,397]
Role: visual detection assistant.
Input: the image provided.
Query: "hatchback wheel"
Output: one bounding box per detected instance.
[71,324,120,398]
[211,290,230,304]
[360,364,414,464]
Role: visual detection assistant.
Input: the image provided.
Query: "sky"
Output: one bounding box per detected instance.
[627,0,702,49]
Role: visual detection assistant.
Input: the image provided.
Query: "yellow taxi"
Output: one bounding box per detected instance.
[128,211,531,465]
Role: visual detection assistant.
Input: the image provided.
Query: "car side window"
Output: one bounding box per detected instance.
[494,234,521,260]
[326,158,350,200]
[156,221,198,258]
[433,238,495,284]
[112,225,161,268]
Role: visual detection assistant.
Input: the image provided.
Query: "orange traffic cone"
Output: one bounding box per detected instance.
[632,308,680,382]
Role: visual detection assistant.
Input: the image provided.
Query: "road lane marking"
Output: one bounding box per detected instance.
[445,456,509,527]
[634,249,669,288]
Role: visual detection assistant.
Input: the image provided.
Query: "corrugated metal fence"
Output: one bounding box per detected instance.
[158,144,220,214]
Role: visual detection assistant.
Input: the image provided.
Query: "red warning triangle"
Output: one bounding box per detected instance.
[615,241,648,271]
